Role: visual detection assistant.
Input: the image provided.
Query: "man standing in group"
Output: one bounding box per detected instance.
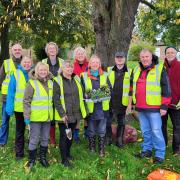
[0,43,23,146]
[162,46,180,156]
[107,52,132,148]
[133,49,171,164]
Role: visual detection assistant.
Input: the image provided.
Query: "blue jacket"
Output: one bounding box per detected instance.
[6,65,29,116]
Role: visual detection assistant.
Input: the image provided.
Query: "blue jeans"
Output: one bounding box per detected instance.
[88,118,107,138]
[0,102,10,145]
[138,111,166,159]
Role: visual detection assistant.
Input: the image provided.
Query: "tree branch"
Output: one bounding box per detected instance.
[140,0,162,15]
[140,0,156,10]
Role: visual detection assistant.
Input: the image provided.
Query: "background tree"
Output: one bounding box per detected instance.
[92,0,140,67]
[136,0,180,46]
[127,41,155,61]
[0,0,94,64]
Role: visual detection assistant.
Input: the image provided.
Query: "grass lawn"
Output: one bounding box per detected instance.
[0,61,179,179]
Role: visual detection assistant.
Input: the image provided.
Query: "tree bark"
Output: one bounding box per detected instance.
[92,0,140,68]
[0,23,10,66]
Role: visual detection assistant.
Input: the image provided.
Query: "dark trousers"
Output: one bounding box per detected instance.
[106,112,126,126]
[162,108,180,153]
[14,112,25,157]
[58,122,76,162]
[117,114,126,127]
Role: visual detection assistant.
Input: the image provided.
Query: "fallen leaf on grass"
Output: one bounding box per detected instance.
[24,161,30,174]
[115,171,123,180]
[148,158,154,164]
[141,168,145,174]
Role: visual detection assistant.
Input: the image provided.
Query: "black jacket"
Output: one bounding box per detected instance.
[110,65,130,115]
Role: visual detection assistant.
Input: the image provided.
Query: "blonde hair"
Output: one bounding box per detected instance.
[20,56,33,66]
[88,54,101,68]
[73,47,87,59]
[45,42,58,55]
[34,62,49,78]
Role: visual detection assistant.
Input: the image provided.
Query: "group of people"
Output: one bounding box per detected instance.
[0,42,179,169]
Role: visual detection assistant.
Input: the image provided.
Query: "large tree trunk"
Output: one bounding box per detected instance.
[0,23,10,66]
[92,0,140,68]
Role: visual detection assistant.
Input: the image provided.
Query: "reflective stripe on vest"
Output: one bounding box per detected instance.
[132,63,163,105]
[54,75,87,121]
[42,58,64,68]
[1,59,16,95]
[107,66,132,106]
[29,79,53,122]
[14,70,27,112]
[82,72,110,113]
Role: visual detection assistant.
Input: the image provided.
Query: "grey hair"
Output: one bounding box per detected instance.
[58,60,74,74]
[140,49,153,56]
[20,56,33,66]
[45,42,58,55]
[73,47,87,59]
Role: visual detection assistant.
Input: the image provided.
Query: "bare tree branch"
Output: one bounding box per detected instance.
[140,0,156,10]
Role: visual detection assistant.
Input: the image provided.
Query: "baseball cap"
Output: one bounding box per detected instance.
[115,51,126,57]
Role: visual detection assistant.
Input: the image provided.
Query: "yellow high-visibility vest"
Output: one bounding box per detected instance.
[107,66,132,106]
[54,75,87,121]
[132,62,164,105]
[29,79,53,122]
[1,59,16,95]
[82,72,110,113]
[14,70,27,112]
[42,58,64,68]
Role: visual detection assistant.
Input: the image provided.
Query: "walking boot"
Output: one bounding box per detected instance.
[105,126,112,145]
[98,136,105,157]
[28,149,37,169]
[116,125,125,148]
[39,146,49,168]
[89,136,96,153]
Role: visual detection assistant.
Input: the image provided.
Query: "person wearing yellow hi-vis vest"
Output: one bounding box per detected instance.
[23,62,54,169]
[73,47,89,143]
[42,42,64,147]
[53,61,87,167]
[0,43,22,146]
[107,51,132,148]
[132,49,171,164]
[5,56,33,160]
[81,55,111,157]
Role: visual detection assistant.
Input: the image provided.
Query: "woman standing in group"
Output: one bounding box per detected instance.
[6,56,33,160]
[23,62,53,169]
[53,61,87,167]
[73,47,89,143]
[81,55,111,157]
[42,42,64,147]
